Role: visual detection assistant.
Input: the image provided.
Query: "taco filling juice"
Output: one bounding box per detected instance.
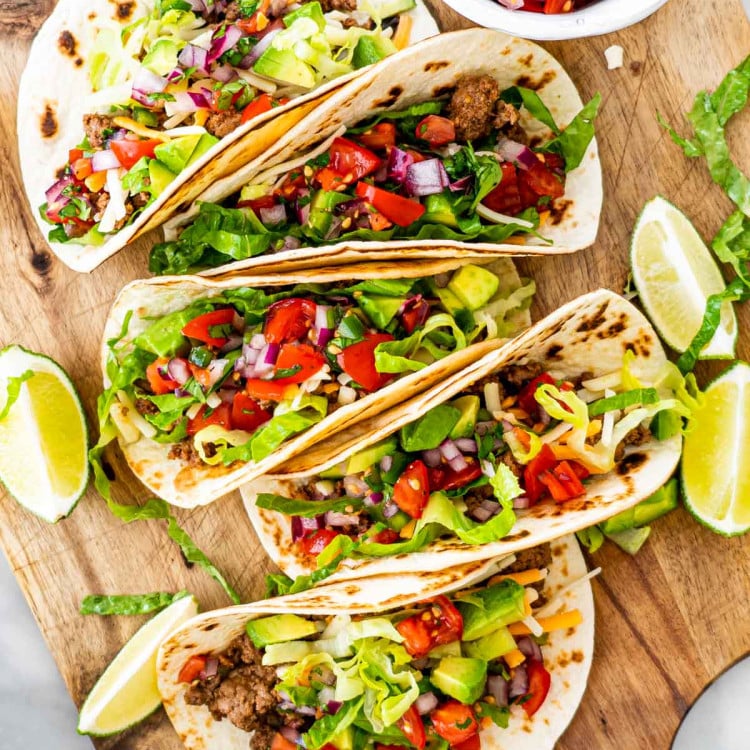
[40,0,419,246]
[100,264,533,470]
[175,547,578,750]
[150,73,600,274]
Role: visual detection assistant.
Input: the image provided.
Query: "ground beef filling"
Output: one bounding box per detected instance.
[320,0,357,10]
[205,109,245,138]
[82,114,116,148]
[184,634,283,749]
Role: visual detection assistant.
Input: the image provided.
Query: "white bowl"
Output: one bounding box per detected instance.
[441,0,670,41]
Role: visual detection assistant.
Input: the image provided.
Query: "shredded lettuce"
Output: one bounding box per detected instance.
[534,384,588,429]
[80,590,190,616]
[588,388,659,416]
[399,405,461,451]
[255,492,365,517]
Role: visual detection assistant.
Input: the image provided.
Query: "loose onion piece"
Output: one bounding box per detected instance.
[476,203,535,228]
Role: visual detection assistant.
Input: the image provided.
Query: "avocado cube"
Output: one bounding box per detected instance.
[307,190,350,237]
[345,436,398,475]
[185,133,220,168]
[154,135,203,175]
[448,265,500,312]
[246,614,318,648]
[448,395,480,439]
[142,39,180,76]
[428,640,462,659]
[357,294,404,329]
[457,580,526,641]
[352,35,396,69]
[148,159,177,198]
[462,625,516,661]
[423,193,459,228]
[254,47,317,88]
[283,1,326,31]
[430,657,487,705]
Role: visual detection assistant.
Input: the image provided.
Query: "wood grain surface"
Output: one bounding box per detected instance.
[1,1,749,748]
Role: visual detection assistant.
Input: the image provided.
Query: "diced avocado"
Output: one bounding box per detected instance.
[399,404,461,452]
[352,35,396,69]
[357,294,404,329]
[428,280,469,320]
[154,135,203,175]
[462,625,516,661]
[254,47,317,88]
[240,182,274,202]
[246,614,318,648]
[133,106,160,127]
[428,640,462,659]
[133,308,193,357]
[346,436,398,475]
[319,460,347,479]
[448,265,500,312]
[430,657,487,705]
[604,526,651,555]
[423,193,459,228]
[142,39,180,75]
[185,133,219,168]
[448,395,480,439]
[600,480,678,534]
[307,190,350,237]
[262,640,315,665]
[330,726,354,750]
[457,580,526,641]
[148,159,177,198]
[283,1,326,31]
[372,0,417,17]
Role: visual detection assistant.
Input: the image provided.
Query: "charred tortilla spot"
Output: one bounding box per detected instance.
[616,452,647,475]
[503,530,531,542]
[202,622,219,631]
[572,649,584,662]
[518,53,533,66]
[515,70,556,91]
[88,12,97,20]
[546,343,563,360]
[373,86,403,108]
[528,135,544,149]
[575,301,610,333]
[40,104,58,138]
[115,0,136,20]
[424,60,450,72]
[58,30,77,57]
[548,198,573,226]
[75,58,83,67]
[432,84,454,99]
[598,319,626,339]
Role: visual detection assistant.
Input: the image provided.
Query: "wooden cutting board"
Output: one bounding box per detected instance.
[1,1,749,748]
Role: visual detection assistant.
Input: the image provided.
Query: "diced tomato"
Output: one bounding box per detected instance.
[329,137,382,181]
[520,159,565,199]
[430,701,479,745]
[370,528,401,545]
[182,308,235,347]
[427,458,483,492]
[274,343,326,385]
[395,616,434,659]
[544,460,586,502]
[275,171,307,201]
[517,372,556,415]
[354,182,425,227]
[431,595,464,642]
[569,461,590,480]
[236,194,278,213]
[454,735,481,750]
[299,528,340,557]
[264,298,317,344]
[315,166,348,191]
[356,122,397,151]
[187,402,232,436]
[523,444,558,503]
[396,595,463,657]
[398,705,426,750]
[231,392,271,432]
[522,660,552,716]
[109,138,160,170]
[240,92,274,123]
[72,157,93,181]
[243,378,290,402]
[270,732,297,750]
[178,655,207,683]
[544,152,566,171]
[146,357,179,395]
[236,1,272,33]
[544,0,574,11]
[392,460,430,519]
[68,148,84,164]
[368,210,393,232]
[482,162,522,216]
[415,115,456,146]
[337,332,394,392]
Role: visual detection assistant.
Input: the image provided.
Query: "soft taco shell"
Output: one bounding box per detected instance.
[243,288,681,582]
[17,0,437,273]
[101,256,530,508]
[164,26,603,274]
[157,534,594,750]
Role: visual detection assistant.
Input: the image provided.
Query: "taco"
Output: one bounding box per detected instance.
[97,257,533,507]
[18,0,436,272]
[157,535,594,750]
[150,27,603,275]
[243,289,686,585]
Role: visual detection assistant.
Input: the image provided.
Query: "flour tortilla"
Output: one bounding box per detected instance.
[17,0,438,273]
[101,256,530,508]
[157,534,593,750]
[243,288,681,582]
[164,26,603,274]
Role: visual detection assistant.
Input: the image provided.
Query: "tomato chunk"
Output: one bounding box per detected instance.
[398,705,426,750]
[241,92,273,123]
[146,357,179,395]
[329,137,382,182]
[182,308,235,347]
[522,660,552,716]
[546,460,586,502]
[520,159,565,199]
[187,402,232,436]
[264,298,317,344]
[517,372,556,416]
[109,139,161,170]
[428,458,483,492]
[415,115,456,146]
[299,528,340,556]
[392,460,430,519]
[337,332,394,392]
[270,733,298,750]
[482,162,522,216]
[243,379,291,402]
[231,392,271,433]
[430,701,479,745]
[274,343,327,385]
[454,735,481,750]
[523,444,558,503]
[356,122,397,151]
[395,595,463,658]
[355,182,425,227]
[178,655,207,683]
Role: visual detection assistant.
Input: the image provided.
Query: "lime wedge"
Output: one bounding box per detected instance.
[0,345,89,522]
[681,362,750,536]
[78,594,199,736]
[630,196,736,358]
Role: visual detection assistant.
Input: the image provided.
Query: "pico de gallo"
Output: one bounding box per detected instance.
[99,265,534,473]
[149,74,600,274]
[497,0,597,12]
[177,548,582,750]
[256,354,690,584]
[41,0,419,246]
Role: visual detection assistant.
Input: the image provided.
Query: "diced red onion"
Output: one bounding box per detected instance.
[280,726,303,745]
[250,333,267,349]
[517,635,543,662]
[281,235,302,251]
[439,438,460,461]
[502,420,515,433]
[497,0,525,10]
[242,344,260,364]
[468,504,494,522]
[91,149,122,172]
[245,27,281,65]
[294,705,317,716]
[387,147,414,183]
[364,491,383,506]
[454,438,477,453]
[327,700,342,715]
[382,501,399,519]
[398,295,430,332]
[509,664,529,698]
[259,204,287,225]
[380,455,393,472]
[208,24,243,65]
[422,448,442,468]
[415,692,439,715]
[404,158,450,197]
[513,495,532,509]
[206,358,228,387]
[325,511,360,527]
[449,454,469,472]
[198,656,219,680]
[165,91,201,117]
[449,175,472,193]
[315,305,330,332]
[373,162,388,183]
[264,342,281,364]
[45,175,75,204]
[343,475,368,497]
[218,334,243,354]
[186,0,206,11]
[474,420,496,436]
[211,64,237,83]
[324,216,343,240]
[254,347,274,375]
[487,675,509,707]
[167,358,191,385]
[187,90,211,109]
[131,67,168,106]
[291,515,323,541]
[496,138,537,170]
[296,201,311,225]
[167,68,184,82]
